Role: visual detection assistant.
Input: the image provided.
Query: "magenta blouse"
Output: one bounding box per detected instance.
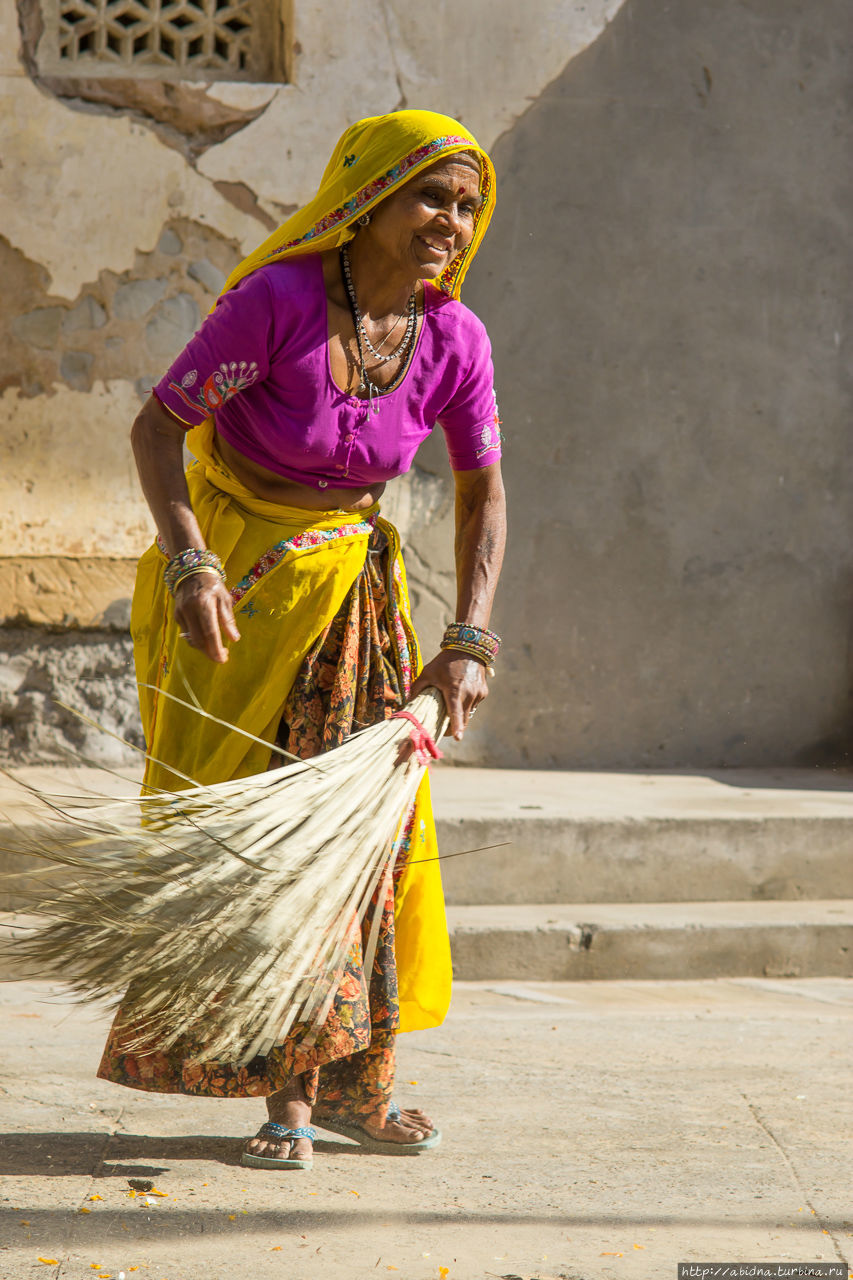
[153,253,502,491]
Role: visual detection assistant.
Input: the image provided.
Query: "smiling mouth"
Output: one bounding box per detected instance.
[418,235,452,256]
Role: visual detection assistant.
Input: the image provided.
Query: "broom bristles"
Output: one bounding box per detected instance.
[3,688,448,1065]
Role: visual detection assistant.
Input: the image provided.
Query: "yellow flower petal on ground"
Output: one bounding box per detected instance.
[20,1220,31,1226]
[349,1190,360,1197]
[439,1269,449,1279]
[89,1195,104,1201]
[408,1081,418,1085]
[634,1243,645,1249]
[38,1260,59,1266]
[78,1208,91,1214]
[228,1214,236,1220]
[600,1252,624,1257]
[270,1247,282,1251]
[147,1189,169,1197]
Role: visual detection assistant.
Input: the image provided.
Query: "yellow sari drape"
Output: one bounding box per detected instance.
[131,420,451,1033]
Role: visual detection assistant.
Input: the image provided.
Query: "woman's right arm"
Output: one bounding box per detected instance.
[131,396,240,663]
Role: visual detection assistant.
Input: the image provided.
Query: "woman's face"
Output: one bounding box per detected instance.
[361,153,482,281]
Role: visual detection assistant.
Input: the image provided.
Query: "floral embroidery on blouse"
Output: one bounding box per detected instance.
[168,360,259,415]
[475,390,503,459]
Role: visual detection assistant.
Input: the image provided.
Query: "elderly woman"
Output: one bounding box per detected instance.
[96,110,506,1171]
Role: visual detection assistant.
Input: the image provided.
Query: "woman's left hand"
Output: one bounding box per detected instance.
[409,649,489,741]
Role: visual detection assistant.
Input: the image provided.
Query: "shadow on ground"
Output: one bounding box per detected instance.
[1,1205,848,1241]
[0,1129,362,1175]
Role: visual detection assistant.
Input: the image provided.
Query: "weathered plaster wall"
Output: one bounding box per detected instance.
[453,0,853,768]
[3,0,625,299]
[4,0,850,770]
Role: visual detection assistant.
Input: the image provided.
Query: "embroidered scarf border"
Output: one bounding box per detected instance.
[264,134,492,297]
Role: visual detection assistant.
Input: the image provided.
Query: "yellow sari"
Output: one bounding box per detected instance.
[132,420,452,1035]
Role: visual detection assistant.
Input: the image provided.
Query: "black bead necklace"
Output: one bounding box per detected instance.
[340,245,418,414]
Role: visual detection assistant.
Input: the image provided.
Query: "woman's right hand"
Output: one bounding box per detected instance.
[174,573,241,663]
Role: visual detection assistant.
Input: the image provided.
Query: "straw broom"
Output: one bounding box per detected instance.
[3,687,447,1065]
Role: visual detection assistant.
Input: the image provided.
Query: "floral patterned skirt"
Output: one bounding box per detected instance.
[97,529,411,1123]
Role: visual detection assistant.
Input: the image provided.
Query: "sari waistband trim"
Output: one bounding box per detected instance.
[155,510,379,605]
[229,513,377,604]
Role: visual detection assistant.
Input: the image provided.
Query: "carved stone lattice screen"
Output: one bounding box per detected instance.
[38,0,286,81]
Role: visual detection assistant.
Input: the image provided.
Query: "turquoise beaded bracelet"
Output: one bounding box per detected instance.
[440,622,501,666]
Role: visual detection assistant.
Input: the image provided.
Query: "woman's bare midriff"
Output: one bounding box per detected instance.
[216,433,386,512]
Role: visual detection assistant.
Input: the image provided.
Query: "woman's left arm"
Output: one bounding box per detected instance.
[410,461,507,739]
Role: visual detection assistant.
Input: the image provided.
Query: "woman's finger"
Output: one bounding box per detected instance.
[217,589,242,644]
[446,687,466,741]
[189,602,226,663]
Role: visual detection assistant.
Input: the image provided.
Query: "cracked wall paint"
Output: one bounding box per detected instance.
[1,220,242,400]
[0,74,265,300]
[1,0,627,294]
[197,0,628,204]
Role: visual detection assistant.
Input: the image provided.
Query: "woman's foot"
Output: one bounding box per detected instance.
[314,1101,437,1145]
[244,1079,314,1163]
[361,1105,435,1144]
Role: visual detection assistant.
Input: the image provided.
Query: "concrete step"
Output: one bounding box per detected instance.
[446,900,853,981]
[432,767,853,903]
[3,767,853,910]
[3,903,851,984]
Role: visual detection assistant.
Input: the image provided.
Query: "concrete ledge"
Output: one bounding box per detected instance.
[447,900,853,981]
[433,768,853,903]
[3,767,853,911]
[0,556,138,627]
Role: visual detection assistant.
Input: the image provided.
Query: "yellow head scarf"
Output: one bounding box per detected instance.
[221,109,496,301]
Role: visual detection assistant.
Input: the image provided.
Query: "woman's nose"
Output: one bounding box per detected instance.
[438,204,464,237]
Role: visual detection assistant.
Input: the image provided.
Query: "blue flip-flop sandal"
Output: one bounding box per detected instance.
[314,1101,441,1153]
[241,1121,316,1170]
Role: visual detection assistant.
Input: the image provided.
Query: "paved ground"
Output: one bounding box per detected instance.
[1,977,851,1280]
